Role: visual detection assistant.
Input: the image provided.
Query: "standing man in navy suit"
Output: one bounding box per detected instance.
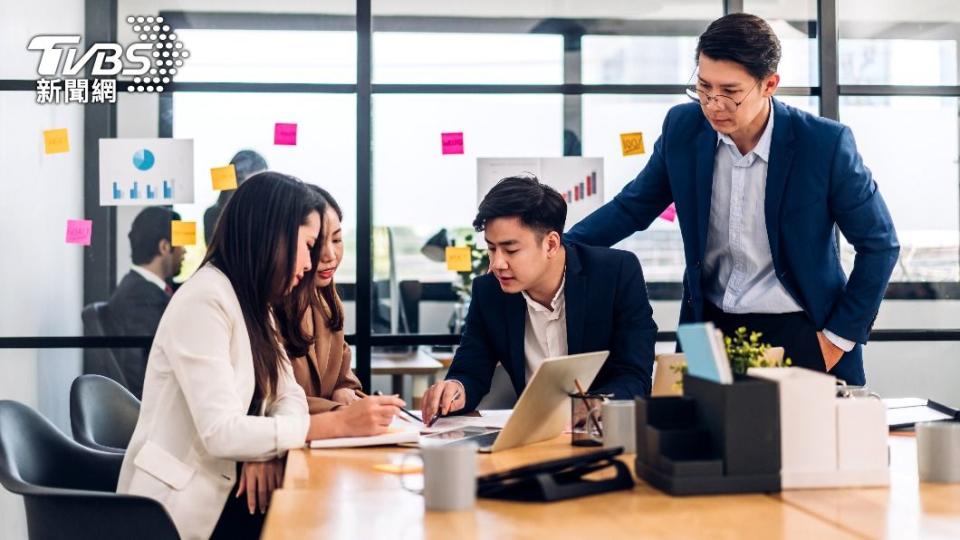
[566,14,899,386]
[421,176,658,419]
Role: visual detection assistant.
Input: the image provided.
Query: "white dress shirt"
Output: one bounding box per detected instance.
[131,264,169,292]
[521,275,569,381]
[702,100,853,352]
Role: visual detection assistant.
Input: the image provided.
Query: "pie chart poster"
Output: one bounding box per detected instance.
[99,138,195,206]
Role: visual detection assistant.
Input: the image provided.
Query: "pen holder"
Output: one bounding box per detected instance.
[569,392,612,447]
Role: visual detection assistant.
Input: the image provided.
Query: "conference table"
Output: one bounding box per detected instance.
[263,433,960,539]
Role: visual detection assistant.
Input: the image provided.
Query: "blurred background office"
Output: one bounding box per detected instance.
[2,0,960,536]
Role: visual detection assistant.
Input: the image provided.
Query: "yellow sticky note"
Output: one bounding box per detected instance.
[620,132,645,156]
[171,221,197,247]
[43,128,70,154]
[210,164,238,191]
[373,463,423,475]
[446,246,471,272]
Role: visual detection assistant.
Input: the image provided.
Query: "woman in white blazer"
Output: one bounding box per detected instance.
[116,173,404,540]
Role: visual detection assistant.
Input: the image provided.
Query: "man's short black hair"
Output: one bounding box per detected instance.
[473,176,566,238]
[129,207,182,265]
[696,13,781,80]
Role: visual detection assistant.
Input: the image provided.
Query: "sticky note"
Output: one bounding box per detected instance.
[44,128,70,154]
[65,219,92,246]
[441,132,464,155]
[373,463,423,475]
[620,132,645,156]
[274,123,298,145]
[446,246,472,272]
[210,164,238,191]
[659,203,677,222]
[171,220,197,247]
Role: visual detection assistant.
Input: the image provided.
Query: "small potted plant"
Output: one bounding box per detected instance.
[670,327,790,391]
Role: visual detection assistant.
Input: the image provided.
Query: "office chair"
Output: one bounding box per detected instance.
[0,400,179,540]
[70,375,140,454]
[80,302,129,390]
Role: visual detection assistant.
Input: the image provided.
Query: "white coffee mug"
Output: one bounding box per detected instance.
[917,421,960,483]
[402,442,478,511]
[602,400,636,454]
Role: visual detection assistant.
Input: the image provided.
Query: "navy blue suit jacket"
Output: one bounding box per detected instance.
[566,99,899,386]
[446,242,658,413]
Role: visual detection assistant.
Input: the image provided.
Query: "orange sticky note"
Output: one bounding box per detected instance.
[446,246,471,272]
[43,128,70,154]
[210,164,238,191]
[620,132,645,156]
[171,220,197,247]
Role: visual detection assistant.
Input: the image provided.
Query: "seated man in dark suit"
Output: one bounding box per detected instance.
[421,176,658,420]
[105,207,184,398]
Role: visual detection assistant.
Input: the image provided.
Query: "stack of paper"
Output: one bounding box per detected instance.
[309,426,419,449]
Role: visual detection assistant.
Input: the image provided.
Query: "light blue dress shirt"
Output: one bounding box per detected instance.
[701,100,853,352]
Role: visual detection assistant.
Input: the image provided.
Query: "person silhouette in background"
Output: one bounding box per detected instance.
[203,149,269,245]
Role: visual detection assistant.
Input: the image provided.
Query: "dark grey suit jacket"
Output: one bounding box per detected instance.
[104,270,170,399]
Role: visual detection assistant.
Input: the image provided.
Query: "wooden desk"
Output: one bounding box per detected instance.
[372,350,444,398]
[261,435,960,539]
[778,435,960,539]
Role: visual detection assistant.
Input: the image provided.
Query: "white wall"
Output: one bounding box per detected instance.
[0,2,85,538]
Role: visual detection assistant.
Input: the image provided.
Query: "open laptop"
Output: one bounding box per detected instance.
[422,351,609,453]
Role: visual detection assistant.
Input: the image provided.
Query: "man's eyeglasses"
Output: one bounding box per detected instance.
[685,76,761,113]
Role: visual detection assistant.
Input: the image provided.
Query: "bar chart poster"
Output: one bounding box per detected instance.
[99,139,194,206]
[477,157,604,231]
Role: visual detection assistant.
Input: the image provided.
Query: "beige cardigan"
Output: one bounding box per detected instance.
[290,288,362,413]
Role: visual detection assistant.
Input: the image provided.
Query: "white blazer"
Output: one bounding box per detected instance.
[116,265,310,540]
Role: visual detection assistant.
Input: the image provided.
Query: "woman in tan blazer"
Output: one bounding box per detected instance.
[290,185,364,412]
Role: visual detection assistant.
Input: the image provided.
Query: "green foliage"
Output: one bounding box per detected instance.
[668,326,791,391]
[725,327,792,375]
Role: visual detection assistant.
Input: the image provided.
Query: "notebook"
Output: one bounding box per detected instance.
[309,426,419,449]
[676,322,734,384]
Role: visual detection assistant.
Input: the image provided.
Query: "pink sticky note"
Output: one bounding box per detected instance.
[274,123,298,145]
[441,132,464,155]
[658,203,677,222]
[66,219,93,246]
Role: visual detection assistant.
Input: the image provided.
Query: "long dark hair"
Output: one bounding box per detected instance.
[202,172,325,401]
[307,184,345,332]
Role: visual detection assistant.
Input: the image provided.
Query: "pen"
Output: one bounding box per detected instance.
[574,378,604,438]
[427,388,462,428]
[363,390,423,424]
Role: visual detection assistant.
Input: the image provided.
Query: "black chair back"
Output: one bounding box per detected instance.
[81,302,129,389]
[70,375,140,453]
[0,400,178,540]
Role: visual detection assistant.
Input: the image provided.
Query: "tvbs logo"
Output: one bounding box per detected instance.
[29,35,152,77]
[30,15,188,103]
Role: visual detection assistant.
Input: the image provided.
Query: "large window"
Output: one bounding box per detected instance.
[8,0,958,391]
[839,1,960,286]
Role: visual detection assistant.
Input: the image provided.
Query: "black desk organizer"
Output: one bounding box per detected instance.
[634,374,782,496]
[478,448,635,502]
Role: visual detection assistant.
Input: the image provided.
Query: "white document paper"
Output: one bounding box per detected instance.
[417,409,513,434]
[308,425,420,449]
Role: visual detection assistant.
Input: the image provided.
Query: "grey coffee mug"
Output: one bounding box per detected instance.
[402,442,478,511]
[602,400,636,453]
[916,421,960,483]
